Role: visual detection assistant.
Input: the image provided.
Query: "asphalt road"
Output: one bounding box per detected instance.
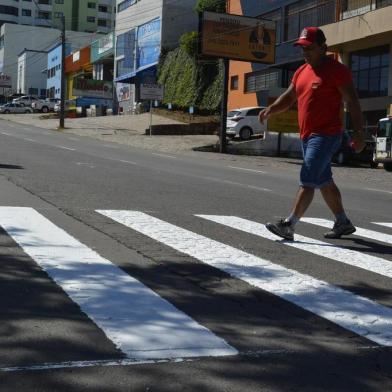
[0,119,391,391]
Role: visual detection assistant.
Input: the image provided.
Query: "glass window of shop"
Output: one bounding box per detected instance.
[350,45,389,98]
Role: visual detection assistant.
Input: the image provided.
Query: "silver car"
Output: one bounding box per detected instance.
[0,103,33,114]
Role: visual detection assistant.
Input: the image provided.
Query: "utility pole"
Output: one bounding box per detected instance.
[59,15,66,129]
[219,58,229,153]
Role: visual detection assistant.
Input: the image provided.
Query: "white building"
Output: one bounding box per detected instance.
[0,24,99,95]
[17,49,48,96]
[114,0,199,111]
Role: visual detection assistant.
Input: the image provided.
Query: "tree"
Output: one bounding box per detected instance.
[195,0,226,13]
[180,31,199,57]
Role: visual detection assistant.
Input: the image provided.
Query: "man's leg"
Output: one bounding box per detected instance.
[291,186,315,219]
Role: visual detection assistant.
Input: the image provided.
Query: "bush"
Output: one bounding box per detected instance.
[195,0,226,13]
[180,31,199,57]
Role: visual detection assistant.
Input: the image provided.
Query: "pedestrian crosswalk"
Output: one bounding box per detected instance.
[1,207,392,369]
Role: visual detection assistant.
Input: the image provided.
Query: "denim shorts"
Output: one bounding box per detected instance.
[300,133,342,189]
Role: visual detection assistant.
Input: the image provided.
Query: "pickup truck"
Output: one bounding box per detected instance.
[31,98,59,113]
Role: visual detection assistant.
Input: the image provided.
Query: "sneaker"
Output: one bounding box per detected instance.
[324,219,356,239]
[266,219,294,241]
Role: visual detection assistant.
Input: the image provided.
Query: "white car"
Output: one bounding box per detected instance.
[12,95,39,107]
[0,103,33,114]
[226,107,267,140]
[32,98,59,113]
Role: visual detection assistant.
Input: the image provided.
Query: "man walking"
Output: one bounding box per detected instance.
[259,27,365,241]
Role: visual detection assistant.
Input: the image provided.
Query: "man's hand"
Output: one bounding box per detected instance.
[350,130,366,153]
[259,107,272,124]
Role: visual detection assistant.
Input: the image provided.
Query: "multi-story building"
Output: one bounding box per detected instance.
[0,0,115,34]
[0,23,96,95]
[114,0,199,111]
[227,0,392,129]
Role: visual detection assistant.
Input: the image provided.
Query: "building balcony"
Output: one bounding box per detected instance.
[321,0,392,50]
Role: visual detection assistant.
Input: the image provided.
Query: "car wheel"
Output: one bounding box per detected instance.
[370,160,379,169]
[42,106,48,113]
[384,162,392,172]
[4,110,10,114]
[25,110,31,113]
[336,151,346,165]
[239,127,252,141]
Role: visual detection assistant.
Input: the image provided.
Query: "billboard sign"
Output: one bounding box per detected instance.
[200,12,276,64]
[140,84,164,100]
[98,33,114,55]
[137,18,161,68]
[0,74,12,88]
[116,82,131,102]
[73,78,113,99]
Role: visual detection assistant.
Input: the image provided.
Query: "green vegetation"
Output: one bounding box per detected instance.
[195,0,226,13]
[158,48,222,113]
[157,0,226,113]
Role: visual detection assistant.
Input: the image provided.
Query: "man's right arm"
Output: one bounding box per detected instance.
[259,83,297,124]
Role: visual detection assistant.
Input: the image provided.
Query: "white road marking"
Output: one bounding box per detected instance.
[0,207,236,360]
[364,188,392,195]
[373,222,392,229]
[97,210,392,346]
[120,160,138,165]
[302,218,392,246]
[247,185,273,192]
[199,216,392,280]
[56,145,75,151]
[152,153,177,159]
[75,162,95,169]
[23,138,36,142]
[1,132,11,136]
[228,166,266,174]
[103,144,119,149]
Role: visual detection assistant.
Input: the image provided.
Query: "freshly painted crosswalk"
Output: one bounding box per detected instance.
[97,210,392,346]
[197,216,392,279]
[302,218,392,245]
[0,207,237,360]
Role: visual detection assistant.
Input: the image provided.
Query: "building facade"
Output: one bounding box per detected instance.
[0,0,115,34]
[227,0,392,129]
[17,49,48,97]
[114,0,199,110]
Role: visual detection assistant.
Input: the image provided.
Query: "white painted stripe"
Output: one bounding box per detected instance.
[0,207,236,360]
[247,185,272,192]
[56,145,75,151]
[1,132,11,135]
[152,153,177,159]
[302,218,392,246]
[199,216,392,280]
[373,222,392,229]
[364,188,392,195]
[23,138,36,142]
[97,210,392,346]
[120,160,138,165]
[228,166,267,174]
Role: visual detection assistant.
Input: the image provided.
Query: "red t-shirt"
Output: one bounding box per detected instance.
[291,57,353,139]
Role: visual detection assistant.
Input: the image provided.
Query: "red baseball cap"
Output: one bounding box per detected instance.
[294,27,326,47]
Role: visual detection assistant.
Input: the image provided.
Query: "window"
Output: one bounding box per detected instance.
[55,0,64,3]
[230,75,239,90]
[350,45,389,98]
[245,70,279,93]
[0,6,18,16]
[54,12,63,18]
[22,9,31,16]
[284,0,336,42]
[97,19,107,27]
[246,108,263,116]
[87,16,95,23]
[98,5,109,13]
[118,0,138,12]
[88,2,96,8]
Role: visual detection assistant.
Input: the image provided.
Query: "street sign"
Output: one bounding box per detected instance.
[140,84,164,100]
[200,12,276,64]
[0,74,12,88]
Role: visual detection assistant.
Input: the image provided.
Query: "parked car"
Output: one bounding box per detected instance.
[226,107,267,140]
[12,95,39,107]
[0,103,33,114]
[333,130,378,168]
[32,98,59,113]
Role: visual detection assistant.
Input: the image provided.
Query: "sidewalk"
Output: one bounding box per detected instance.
[0,113,219,154]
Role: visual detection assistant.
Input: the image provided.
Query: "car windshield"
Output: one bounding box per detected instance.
[378,119,392,138]
[227,111,241,118]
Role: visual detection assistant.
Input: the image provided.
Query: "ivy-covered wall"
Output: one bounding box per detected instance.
[158,47,223,113]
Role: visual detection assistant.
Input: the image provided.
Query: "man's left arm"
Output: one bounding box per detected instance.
[338,82,366,153]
